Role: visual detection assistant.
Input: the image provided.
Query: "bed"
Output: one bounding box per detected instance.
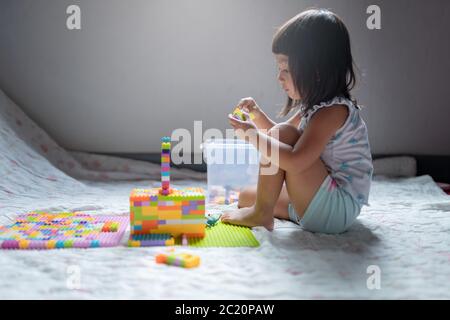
[1,89,449,299]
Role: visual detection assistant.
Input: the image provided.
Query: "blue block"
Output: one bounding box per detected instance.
[90,240,100,247]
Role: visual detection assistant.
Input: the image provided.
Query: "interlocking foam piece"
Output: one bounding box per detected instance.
[0,212,128,250]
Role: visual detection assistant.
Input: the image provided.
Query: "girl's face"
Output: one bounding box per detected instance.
[275,54,301,100]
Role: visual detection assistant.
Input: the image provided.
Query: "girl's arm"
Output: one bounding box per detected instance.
[253,109,301,131]
[248,105,348,174]
[238,100,302,130]
[252,108,277,130]
[285,110,302,128]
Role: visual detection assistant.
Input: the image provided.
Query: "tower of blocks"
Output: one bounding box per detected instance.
[128,136,206,247]
[161,137,171,195]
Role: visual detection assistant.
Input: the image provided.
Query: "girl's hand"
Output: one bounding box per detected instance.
[233,97,277,131]
[228,111,257,142]
[235,97,262,119]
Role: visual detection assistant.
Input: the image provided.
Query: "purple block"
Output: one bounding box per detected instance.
[172,259,181,267]
[73,240,88,248]
[29,241,46,250]
[141,240,166,246]
[2,240,19,249]
[134,201,141,207]
[182,207,191,214]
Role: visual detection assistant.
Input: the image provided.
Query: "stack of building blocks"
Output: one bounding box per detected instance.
[161,136,171,195]
[0,212,127,249]
[128,136,206,247]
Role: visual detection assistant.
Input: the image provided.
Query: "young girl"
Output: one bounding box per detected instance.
[222,8,373,234]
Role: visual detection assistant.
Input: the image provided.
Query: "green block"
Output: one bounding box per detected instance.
[64,240,74,248]
[133,207,143,220]
[181,215,206,220]
[142,216,159,220]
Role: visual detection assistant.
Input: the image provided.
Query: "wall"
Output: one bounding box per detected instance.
[0,0,449,155]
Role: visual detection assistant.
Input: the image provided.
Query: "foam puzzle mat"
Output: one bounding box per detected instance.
[0,212,128,249]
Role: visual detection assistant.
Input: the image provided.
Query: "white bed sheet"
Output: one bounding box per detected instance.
[1,89,450,299]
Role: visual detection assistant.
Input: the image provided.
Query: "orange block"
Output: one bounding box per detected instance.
[185,233,206,238]
[159,205,182,211]
[142,220,158,231]
[189,210,205,215]
[46,240,57,249]
[158,211,182,220]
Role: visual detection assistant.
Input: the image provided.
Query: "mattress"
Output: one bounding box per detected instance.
[1,89,449,299]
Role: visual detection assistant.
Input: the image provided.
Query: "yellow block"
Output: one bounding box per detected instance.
[46,240,57,249]
[19,240,30,249]
[155,224,205,236]
[158,211,182,220]
[128,240,141,247]
[142,206,158,216]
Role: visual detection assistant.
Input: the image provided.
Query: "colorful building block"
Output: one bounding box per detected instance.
[155,252,200,268]
[129,136,206,246]
[232,107,255,121]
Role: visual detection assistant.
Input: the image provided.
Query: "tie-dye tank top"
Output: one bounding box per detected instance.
[299,96,373,206]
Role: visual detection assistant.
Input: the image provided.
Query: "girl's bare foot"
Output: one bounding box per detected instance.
[221,205,274,231]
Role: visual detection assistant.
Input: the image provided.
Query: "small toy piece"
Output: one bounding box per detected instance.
[181,234,188,246]
[232,107,255,121]
[155,252,200,268]
[101,221,119,232]
[224,185,232,205]
[206,213,221,228]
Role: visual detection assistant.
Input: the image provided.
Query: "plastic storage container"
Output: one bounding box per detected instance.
[202,139,260,205]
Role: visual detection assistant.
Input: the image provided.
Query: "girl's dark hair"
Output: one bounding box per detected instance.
[272,8,356,116]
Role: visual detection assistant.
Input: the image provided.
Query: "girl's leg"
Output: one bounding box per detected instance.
[221,123,329,228]
[237,184,291,220]
[222,123,303,230]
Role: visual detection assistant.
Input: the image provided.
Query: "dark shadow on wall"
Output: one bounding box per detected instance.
[98,152,450,183]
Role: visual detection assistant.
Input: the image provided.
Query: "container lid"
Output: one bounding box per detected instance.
[201,138,255,150]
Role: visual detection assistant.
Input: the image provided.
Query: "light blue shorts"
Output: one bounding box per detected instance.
[288,175,361,234]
